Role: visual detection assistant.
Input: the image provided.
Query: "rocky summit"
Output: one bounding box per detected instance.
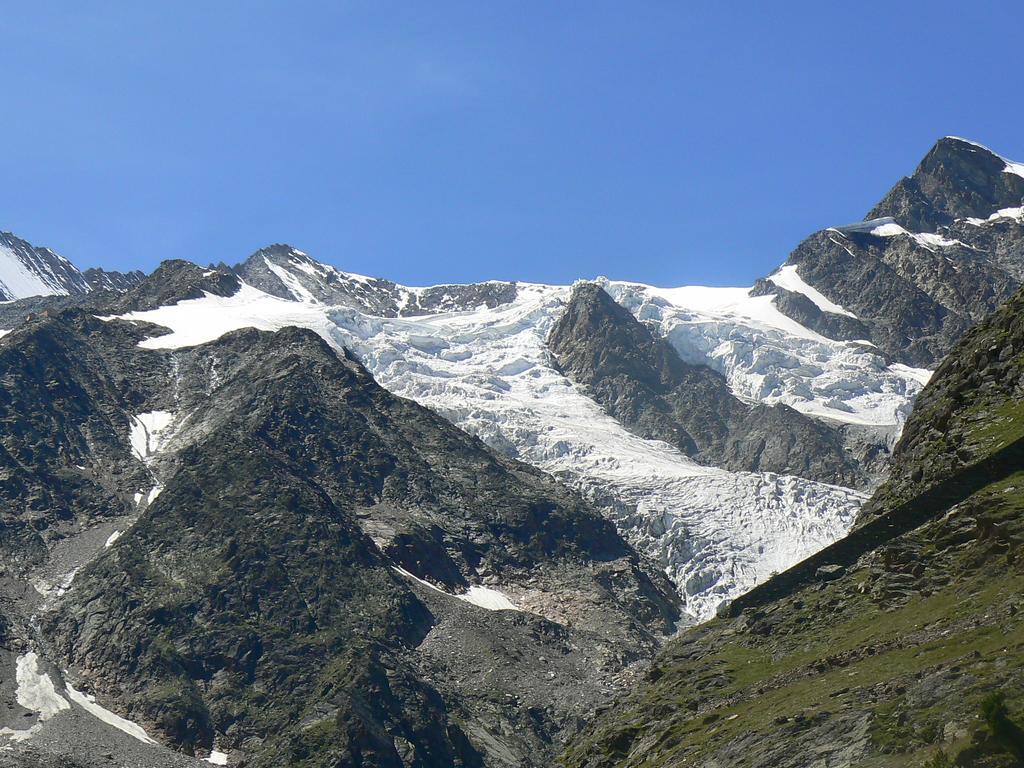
[0,137,1021,767]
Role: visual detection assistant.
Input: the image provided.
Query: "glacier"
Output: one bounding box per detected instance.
[102,257,929,619]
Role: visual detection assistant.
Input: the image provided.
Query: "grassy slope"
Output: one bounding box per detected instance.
[562,473,1024,767]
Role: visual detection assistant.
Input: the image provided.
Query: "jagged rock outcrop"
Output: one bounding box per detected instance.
[549,283,866,486]
[561,282,1024,768]
[110,260,242,312]
[869,136,1024,233]
[82,267,146,292]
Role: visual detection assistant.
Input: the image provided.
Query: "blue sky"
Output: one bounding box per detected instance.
[1,2,1022,287]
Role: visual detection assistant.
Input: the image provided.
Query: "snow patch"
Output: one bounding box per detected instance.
[14,653,70,719]
[206,751,229,765]
[965,207,1024,226]
[461,586,519,611]
[1005,160,1024,180]
[65,682,156,744]
[394,568,520,611]
[129,411,175,461]
[869,221,963,250]
[870,221,909,237]
[0,244,70,300]
[767,264,856,317]
[104,530,122,548]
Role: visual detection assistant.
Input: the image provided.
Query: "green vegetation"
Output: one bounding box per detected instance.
[561,472,1024,767]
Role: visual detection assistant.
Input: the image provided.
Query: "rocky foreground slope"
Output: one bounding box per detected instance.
[561,284,1024,768]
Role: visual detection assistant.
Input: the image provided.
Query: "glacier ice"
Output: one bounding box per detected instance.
[103,265,929,619]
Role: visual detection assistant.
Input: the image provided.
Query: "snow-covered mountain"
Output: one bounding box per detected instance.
[104,256,921,620]
[92,136,1024,620]
[3,137,1020,623]
[0,231,144,302]
[1,136,1023,767]
[0,231,91,300]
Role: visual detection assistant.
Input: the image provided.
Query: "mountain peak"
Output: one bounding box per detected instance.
[0,230,92,301]
[867,136,1024,231]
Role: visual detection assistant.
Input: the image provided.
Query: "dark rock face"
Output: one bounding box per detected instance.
[0,262,680,767]
[548,283,863,486]
[562,281,1024,768]
[232,244,519,316]
[868,137,1024,232]
[759,138,1024,367]
[776,228,1007,367]
[110,260,241,312]
[0,314,162,574]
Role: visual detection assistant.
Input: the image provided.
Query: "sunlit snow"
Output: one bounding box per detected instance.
[965,207,1024,226]
[13,653,70,719]
[0,244,71,300]
[128,411,175,461]
[65,682,156,744]
[394,568,520,611]
[767,264,856,317]
[870,220,964,250]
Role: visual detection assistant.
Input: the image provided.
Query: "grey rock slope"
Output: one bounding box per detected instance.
[760,137,1024,367]
[548,283,869,487]
[0,264,681,767]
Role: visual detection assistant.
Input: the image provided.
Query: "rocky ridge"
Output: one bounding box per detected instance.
[548,282,868,487]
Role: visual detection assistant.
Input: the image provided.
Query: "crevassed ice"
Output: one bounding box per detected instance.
[102,270,928,618]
